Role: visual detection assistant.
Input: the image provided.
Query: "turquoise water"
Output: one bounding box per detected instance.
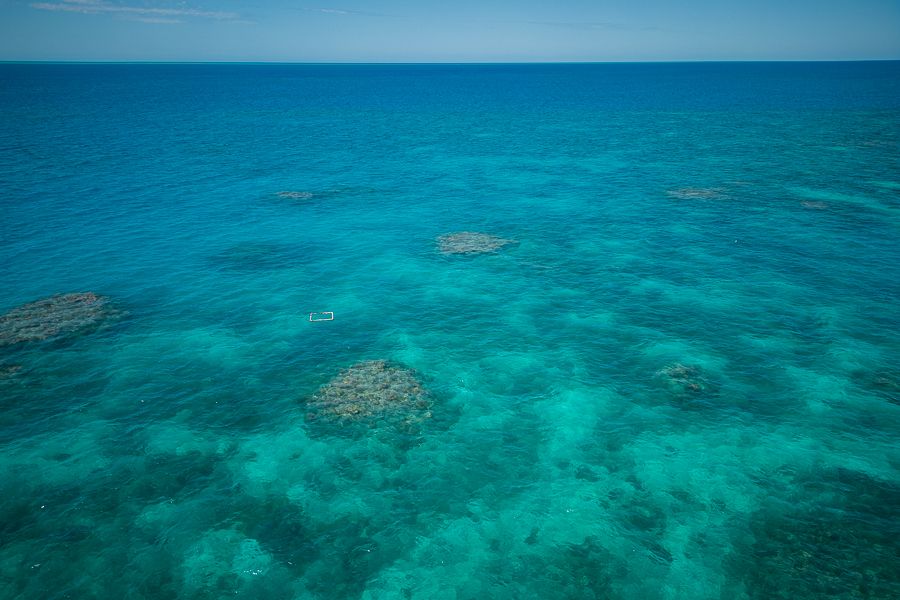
[1,62,898,599]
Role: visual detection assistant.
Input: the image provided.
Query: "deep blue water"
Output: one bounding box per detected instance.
[1,62,899,599]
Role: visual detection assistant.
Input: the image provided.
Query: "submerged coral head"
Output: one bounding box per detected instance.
[276,191,314,200]
[666,188,726,200]
[655,363,708,395]
[437,231,516,255]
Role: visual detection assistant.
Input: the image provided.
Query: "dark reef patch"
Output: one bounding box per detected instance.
[125,450,224,503]
[237,495,317,572]
[270,186,380,206]
[851,368,900,405]
[515,536,624,600]
[727,468,900,599]
[208,241,316,273]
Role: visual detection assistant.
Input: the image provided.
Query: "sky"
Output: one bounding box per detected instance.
[0,0,899,62]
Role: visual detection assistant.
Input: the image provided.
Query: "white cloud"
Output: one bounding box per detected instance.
[30,1,239,21]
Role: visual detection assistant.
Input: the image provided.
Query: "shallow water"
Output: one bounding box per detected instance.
[1,62,899,599]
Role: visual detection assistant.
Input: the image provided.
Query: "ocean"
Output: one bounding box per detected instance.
[0,62,898,599]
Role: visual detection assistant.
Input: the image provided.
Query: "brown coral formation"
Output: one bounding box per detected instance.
[305,360,431,425]
[655,363,707,394]
[437,231,516,255]
[0,292,120,346]
[666,188,726,200]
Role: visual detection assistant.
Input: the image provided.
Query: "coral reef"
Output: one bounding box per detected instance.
[801,200,829,209]
[666,188,726,200]
[305,360,431,425]
[0,292,120,346]
[437,231,516,255]
[655,363,707,394]
[275,191,314,200]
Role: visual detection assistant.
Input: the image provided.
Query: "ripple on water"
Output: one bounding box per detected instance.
[2,62,900,600]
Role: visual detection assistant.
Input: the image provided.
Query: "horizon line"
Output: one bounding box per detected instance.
[1,58,900,66]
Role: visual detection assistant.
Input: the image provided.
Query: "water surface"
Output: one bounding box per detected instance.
[1,62,899,599]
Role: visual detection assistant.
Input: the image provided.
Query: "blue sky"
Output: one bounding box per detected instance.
[1,0,898,62]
